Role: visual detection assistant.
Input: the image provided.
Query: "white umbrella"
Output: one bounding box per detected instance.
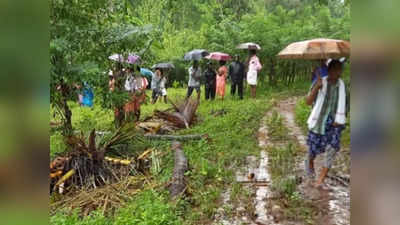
[108,54,125,62]
[236,42,261,50]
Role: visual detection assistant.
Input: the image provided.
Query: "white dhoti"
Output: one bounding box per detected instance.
[161,88,167,96]
[247,70,258,85]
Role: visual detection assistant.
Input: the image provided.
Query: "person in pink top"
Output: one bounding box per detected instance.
[216,60,228,101]
[246,49,262,98]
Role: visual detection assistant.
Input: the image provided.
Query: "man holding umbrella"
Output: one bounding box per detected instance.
[186,60,202,100]
[184,49,209,100]
[204,61,217,100]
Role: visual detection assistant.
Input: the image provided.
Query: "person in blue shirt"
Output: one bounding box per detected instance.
[81,82,94,107]
[311,59,328,84]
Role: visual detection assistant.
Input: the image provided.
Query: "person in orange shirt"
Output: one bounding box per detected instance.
[216,60,228,101]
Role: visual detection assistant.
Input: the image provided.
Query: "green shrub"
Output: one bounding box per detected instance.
[50,209,110,225]
[114,191,182,225]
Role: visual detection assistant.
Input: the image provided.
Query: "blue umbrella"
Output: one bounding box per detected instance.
[140,68,153,78]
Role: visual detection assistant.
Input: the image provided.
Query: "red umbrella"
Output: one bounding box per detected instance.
[205,52,232,61]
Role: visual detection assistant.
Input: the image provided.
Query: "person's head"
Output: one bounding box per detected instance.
[129,65,138,76]
[249,49,257,56]
[219,60,226,66]
[327,59,343,81]
[155,68,162,76]
[193,60,199,68]
[234,54,240,61]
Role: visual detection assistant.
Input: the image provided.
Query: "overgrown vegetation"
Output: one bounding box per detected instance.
[50,0,350,223]
[51,85,294,224]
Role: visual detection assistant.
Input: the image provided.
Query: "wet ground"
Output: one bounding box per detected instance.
[213,97,350,225]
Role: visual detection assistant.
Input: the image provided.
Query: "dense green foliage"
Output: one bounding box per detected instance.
[50,0,350,114]
[50,0,350,224]
[50,84,308,224]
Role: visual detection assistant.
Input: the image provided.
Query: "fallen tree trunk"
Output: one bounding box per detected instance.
[155,98,199,128]
[169,141,188,198]
[144,134,208,141]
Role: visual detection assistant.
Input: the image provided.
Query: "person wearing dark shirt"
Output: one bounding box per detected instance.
[204,62,217,100]
[229,55,245,99]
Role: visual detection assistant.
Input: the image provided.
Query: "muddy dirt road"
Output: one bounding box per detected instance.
[213,97,350,225]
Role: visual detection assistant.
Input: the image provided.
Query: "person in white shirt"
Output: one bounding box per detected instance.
[186,60,202,100]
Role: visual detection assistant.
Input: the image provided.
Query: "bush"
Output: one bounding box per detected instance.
[114,191,182,225]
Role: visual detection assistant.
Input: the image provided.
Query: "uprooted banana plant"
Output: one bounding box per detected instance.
[50,123,141,194]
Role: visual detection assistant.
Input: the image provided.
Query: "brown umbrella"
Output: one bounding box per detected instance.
[277,38,350,59]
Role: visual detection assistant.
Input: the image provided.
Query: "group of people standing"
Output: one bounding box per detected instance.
[108,62,170,123]
[186,49,262,101]
[80,49,348,189]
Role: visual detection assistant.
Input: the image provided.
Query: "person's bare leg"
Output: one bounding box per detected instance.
[314,167,329,187]
[309,158,315,174]
[251,86,256,98]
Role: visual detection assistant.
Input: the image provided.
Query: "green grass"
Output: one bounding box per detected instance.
[266,110,289,141]
[50,81,312,225]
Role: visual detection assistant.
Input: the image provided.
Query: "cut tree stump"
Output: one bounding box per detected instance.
[169,141,188,198]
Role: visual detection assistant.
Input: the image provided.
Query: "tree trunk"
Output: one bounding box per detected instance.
[144,134,208,141]
[269,59,276,86]
[59,82,72,136]
[169,141,188,198]
[62,98,72,136]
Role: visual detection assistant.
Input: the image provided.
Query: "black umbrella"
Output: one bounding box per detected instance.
[151,62,175,69]
[183,49,209,61]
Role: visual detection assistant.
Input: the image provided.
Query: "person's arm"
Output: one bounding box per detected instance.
[306,75,322,105]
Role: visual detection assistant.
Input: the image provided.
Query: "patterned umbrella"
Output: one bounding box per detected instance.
[277,38,350,59]
[205,52,232,61]
[184,49,209,61]
[236,42,261,50]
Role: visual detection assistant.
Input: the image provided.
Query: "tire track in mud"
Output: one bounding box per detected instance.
[213,112,277,225]
[275,97,350,225]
